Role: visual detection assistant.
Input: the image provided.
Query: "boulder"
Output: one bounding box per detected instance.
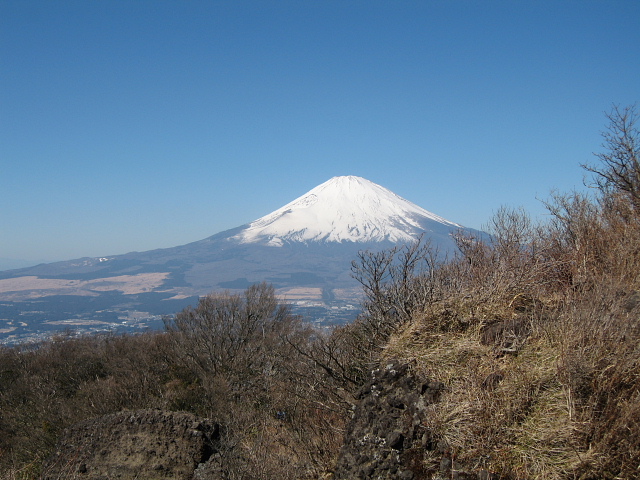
[42,409,219,480]
[333,361,444,479]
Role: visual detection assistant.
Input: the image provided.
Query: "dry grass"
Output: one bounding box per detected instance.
[383,301,583,478]
[380,248,640,480]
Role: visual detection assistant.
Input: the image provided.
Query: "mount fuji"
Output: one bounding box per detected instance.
[0,176,482,343]
[234,176,461,246]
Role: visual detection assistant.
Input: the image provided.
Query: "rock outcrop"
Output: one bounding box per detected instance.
[333,361,444,479]
[333,360,503,480]
[42,410,219,480]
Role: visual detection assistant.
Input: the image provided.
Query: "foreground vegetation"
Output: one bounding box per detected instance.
[1,105,639,479]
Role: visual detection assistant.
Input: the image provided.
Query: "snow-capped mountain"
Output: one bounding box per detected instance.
[0,175,483,343]
[235,176,461,246]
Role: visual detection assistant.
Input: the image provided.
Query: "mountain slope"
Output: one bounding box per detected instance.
[235,176,460,246]
[0,176,482,343]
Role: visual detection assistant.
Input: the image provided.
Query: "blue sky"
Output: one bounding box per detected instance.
[1,1,638,266]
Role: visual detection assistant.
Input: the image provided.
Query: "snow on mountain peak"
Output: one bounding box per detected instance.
[234,176,461,246]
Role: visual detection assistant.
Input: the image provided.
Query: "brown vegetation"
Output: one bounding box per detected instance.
[376,105,640,479]
[1,105,639,479]
[0,283,355,480]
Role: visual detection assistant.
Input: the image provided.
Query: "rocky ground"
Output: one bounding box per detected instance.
[42,410,219,480]
[42,361,503,480]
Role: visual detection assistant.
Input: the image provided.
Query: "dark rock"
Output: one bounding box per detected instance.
[481,372,504,390]
[439,456,452,473]
[333,360,509,479]
[477,469,500,480]
[388,431,405,450]
[42,410,219,480]
[480,317,529,355]
[333,360,443,479]
[623,290,640,312]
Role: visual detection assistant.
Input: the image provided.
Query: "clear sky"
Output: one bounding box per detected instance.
[1,1,638,267]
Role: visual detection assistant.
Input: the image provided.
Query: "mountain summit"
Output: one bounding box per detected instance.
[235,176,461,246]
[0,175,483,343]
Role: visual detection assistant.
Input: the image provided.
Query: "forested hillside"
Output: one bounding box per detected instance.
[1,106,639,479]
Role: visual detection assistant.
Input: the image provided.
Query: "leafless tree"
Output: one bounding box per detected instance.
[350,235,441,344]
[582,104,640,212]
[164,282,301,386]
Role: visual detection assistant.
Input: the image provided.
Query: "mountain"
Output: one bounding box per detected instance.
[0,257,48,272]
[234,175,460,246]
[0,176,481,343]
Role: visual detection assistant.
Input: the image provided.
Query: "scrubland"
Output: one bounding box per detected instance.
[1,106,639,479]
